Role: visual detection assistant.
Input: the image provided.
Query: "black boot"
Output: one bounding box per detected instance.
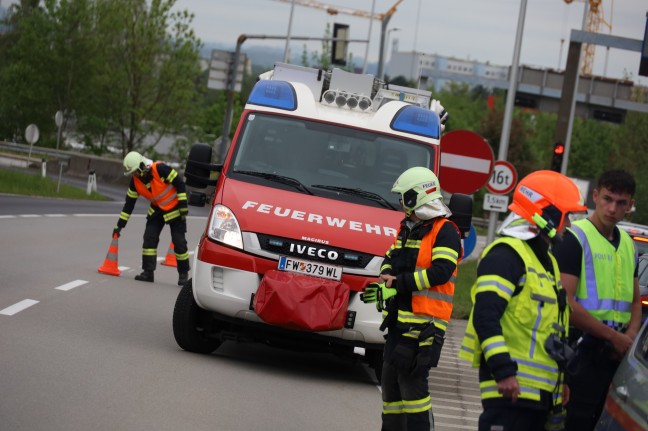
[177,272,189,286]
[135,270,154,282]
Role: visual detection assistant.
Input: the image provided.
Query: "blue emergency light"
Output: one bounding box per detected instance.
[390,105,440,139]
[247,80,297,111]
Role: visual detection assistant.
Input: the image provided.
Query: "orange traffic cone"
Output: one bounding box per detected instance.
[98,234,122,276]
[161,242,177,267]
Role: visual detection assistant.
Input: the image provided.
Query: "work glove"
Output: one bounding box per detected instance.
[430,99,449,132]
[179,204,188,219]
[390,339,417,373]
[112,226,122,238]
[360,281,397,311]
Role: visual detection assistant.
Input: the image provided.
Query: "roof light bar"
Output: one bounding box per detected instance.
[321,90,372,111]
[391,105,440,139]
[248,80,297,111]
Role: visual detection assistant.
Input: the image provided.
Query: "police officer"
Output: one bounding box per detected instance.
[552,169,641,431]
[114,151,190,286]
[460,170,587,431]
[362,166,462,431]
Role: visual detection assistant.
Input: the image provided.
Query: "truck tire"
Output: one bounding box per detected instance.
[173,280,222,354]
[184,144,213,188]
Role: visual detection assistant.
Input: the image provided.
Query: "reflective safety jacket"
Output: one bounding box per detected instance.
[569,219,635,330]
[459,237,567,406]
[117,162,187,228]
[380,217,461,336]
[133,162,180,212]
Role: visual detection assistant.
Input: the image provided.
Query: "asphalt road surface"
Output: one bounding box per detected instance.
[0,193,480,431]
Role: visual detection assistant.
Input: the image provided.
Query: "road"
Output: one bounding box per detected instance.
[0,193,481,431]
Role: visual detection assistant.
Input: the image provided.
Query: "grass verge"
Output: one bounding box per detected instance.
[0,167,108,201]
[452,259,477,320]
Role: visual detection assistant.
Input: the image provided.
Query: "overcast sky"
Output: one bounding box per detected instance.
[174,0,648,85]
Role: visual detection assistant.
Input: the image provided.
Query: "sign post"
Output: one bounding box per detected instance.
[439,130,494,195]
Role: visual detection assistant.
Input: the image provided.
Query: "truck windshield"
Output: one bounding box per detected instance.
[230,113,437,209]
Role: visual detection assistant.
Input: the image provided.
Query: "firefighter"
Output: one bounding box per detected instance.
[361,166,462,431]
[114,151,190,286]
[459,170,588,431]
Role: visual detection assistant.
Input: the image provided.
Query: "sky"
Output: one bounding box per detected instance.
[173,0,648,85]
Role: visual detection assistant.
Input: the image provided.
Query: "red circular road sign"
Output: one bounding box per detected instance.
[439,130,494,194]
[487,160,518,195]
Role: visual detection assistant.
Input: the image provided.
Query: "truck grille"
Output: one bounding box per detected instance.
[257,234,373,269]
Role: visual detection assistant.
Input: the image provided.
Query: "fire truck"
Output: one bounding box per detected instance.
[173,63,471,380]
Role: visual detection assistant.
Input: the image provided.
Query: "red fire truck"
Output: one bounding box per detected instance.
[173,63,471,380]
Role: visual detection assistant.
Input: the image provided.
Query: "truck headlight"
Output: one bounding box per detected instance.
[208,204,243,249]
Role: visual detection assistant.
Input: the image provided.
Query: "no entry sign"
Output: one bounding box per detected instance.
[439,130,494,194]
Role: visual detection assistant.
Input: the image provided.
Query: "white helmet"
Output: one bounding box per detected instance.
[123,151,146,176]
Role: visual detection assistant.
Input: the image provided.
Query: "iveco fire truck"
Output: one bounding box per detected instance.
[172,63,470,380]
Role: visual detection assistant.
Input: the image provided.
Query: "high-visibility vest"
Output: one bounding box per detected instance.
[459,237,567,405]
[134,162,179,212]
[569,220,635,328]
[384,217,460,334]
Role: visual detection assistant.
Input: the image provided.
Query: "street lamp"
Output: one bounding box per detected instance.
[382,27,400,80]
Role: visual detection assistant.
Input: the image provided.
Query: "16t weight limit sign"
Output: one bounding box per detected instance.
[487,160,517,195]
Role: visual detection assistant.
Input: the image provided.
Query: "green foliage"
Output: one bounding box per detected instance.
[0,0,203,157]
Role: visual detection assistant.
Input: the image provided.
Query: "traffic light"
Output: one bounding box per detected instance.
[550,142,565,172]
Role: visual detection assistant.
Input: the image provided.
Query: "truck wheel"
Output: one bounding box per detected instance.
[185,144,213,188]
[173,279,221,354]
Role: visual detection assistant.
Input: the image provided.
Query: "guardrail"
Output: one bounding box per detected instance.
[0,141,71,161]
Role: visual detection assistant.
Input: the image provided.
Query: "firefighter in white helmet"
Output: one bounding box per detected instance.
[114,151,190,285]
[361,166,462,431]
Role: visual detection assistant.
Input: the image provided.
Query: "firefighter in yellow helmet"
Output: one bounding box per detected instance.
[114,151,190,285]
[459,170,587,431]
[361,166,462,431]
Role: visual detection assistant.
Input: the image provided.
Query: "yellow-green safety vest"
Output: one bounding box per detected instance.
[459,237,567,405]
[568,220,635,329]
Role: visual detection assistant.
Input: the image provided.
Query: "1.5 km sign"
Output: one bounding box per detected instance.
[486,160,517,195]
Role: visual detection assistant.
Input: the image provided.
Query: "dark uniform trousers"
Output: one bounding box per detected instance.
[142,212,189,273]
[381,332,435,431]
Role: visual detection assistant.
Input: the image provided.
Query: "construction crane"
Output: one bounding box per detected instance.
[272,0,402,21]
[564,0,612,76]
[272,0,403,77]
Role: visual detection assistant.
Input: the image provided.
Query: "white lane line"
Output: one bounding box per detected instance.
[0,299,39,316]
[0,215,16,219]
[44,214,66,217]
[118,266,130,271]
[18,214,40,218]
[55,280,88,291]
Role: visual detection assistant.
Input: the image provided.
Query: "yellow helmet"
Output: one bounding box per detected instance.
[123,151,146,176]
[392,167,443,215]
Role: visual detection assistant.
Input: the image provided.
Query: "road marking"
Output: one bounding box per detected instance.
[0,299,39,316]
[18,214,40,218]
[55,280,88,291]
[118,266,130,271]
[44,214,66,217]
[0,215,15,219]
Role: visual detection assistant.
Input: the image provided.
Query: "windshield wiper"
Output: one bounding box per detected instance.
[311,185,398,210]
[234,170,314,195]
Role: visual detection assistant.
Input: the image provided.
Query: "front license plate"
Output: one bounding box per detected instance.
[278,256,342,281]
